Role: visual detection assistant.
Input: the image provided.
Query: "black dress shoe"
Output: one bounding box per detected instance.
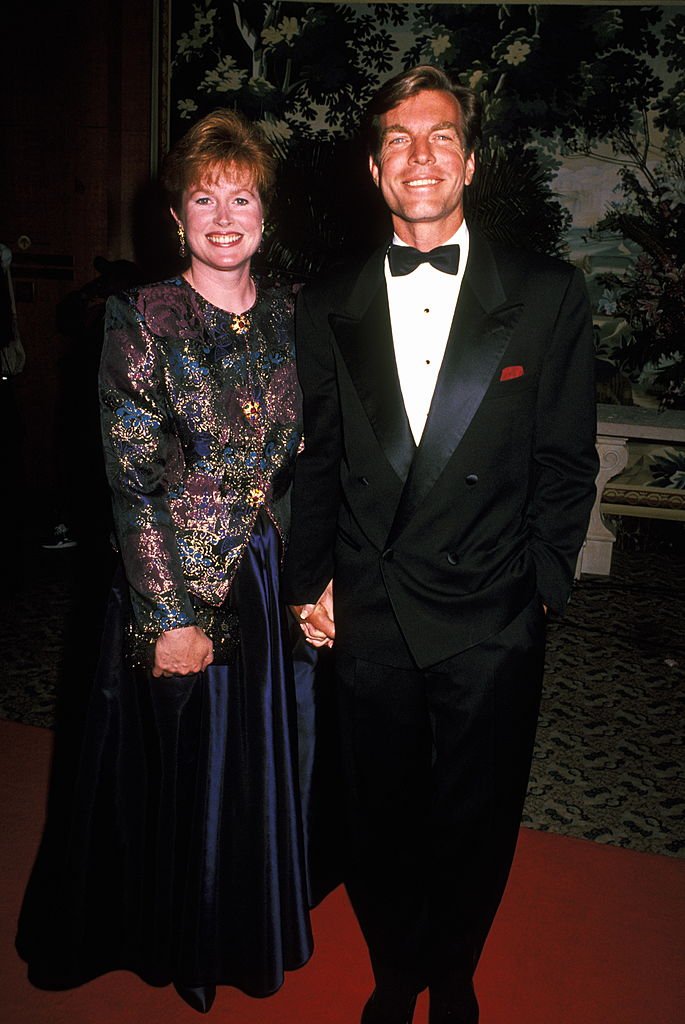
[428,1009,477,1024]
[173,982,216,1013]
[428,979,478,1024]
[361,989,418,1024]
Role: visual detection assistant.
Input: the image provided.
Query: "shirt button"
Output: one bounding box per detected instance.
[381,548,394,562]
[446,551,459,566]
[465,474,479,486]
[359,476,369,486]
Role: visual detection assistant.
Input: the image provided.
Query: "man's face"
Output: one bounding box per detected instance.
[369,89,475,243]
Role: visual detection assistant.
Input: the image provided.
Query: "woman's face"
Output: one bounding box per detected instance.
[176,168,263,274]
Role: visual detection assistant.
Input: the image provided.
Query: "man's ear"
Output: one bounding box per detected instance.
[464,151,476,187]
[369,154,380,189]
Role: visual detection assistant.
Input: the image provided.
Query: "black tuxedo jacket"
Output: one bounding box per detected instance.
[282,227,598,668]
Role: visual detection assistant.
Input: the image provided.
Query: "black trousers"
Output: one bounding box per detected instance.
[334,596,546,1010]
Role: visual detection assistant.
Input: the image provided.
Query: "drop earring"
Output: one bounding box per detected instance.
[177,222,186,258]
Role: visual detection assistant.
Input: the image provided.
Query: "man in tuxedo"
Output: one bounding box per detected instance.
[283,65,598,1024]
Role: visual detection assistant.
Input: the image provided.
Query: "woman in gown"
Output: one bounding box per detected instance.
[16,108,327,1013]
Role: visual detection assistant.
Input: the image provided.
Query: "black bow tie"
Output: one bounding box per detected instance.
[388,243,460,277]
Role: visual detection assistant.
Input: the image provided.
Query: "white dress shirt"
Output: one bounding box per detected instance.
[385,221,469,444]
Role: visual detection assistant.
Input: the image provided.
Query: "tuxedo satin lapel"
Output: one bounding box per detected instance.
[330,259,416,483]
[387,250,523,544]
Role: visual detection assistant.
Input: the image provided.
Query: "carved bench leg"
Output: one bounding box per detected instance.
[577,434,629,577]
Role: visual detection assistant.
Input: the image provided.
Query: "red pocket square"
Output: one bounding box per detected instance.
[500,365,524,382]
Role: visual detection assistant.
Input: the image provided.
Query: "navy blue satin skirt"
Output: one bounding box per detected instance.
[16,514,331,1011]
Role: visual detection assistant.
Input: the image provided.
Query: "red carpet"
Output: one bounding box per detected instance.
[1,718,683,1023]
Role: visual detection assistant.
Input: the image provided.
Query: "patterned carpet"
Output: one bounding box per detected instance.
[522,548,684,858]
[1,534,683,859]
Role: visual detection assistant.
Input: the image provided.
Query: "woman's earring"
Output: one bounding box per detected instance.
[177,222,186,258]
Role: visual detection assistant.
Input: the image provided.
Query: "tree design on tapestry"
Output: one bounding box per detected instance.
[168,2,684,397]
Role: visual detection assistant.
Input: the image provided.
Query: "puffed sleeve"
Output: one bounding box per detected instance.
[99,291,196,637]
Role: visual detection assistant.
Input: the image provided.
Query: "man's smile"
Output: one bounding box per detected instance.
[405,177,442,187]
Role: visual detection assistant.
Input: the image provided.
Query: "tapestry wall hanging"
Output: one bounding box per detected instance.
[158,2,684,410]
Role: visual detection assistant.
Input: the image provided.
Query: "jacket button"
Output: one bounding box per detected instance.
[381,548,394,562]
[465,473,478,486]
[359,476,369,486]
[447,551,459,565]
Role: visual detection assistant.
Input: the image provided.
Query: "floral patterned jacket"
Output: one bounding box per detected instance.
[99,277,301,651]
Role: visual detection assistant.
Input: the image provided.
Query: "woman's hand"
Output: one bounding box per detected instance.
[290,580,335,648]
[152,625,214,677]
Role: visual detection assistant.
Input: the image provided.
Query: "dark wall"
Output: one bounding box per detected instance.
[0,0,154,518]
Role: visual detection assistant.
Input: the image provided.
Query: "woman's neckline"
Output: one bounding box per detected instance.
[180,271,258,316]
